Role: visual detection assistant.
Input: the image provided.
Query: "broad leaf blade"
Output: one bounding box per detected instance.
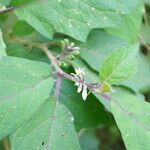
[99,43,138,84]
[10,97,80,150]
[111,88,150,150]
[0,56,54,139]
[106,5,142,43]
[13,0,141,42]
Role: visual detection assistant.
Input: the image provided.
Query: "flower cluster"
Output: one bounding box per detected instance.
[0,6,6,11]
[58,39,80,69]
[71,68,88,101]
[62,39,80,52]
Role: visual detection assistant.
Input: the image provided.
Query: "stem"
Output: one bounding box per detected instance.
[0,7,14,15]
[40,48,111,100]
[138,34,150,53]
[9,36,111,101]
[54,77,62,100]
[39,46,63,73]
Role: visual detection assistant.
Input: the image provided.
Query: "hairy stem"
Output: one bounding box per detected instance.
[0,7,14,15]
[138,34,150,53]
[54,77,62,100]
[9,36,111,101]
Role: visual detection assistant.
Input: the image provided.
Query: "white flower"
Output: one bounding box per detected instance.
[77,83,82,93]
[0,6,6,11]
[82,84,88,101]
[71,68,85,79]
[71,68,88,101]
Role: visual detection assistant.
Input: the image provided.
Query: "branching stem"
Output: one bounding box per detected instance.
[0,7,14,15]
[9,36,111,101]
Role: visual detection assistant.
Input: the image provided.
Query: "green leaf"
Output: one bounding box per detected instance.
[99,43,138,84]
[12,20,35,36]
[0,29,6,57]
[77,30,150,92]
[121,52,150,93]
[0,56,54,139]
[10,97,80,150]
[106,4,142,43]
[111,88,150,150]
[13,0,141,42]
[6,43,48,62]
[0,0,11,6]
[79,30,128,72]
[60,79,112,131]
[100,81,112,93]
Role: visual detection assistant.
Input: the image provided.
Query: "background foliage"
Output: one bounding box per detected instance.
[0,0,150,150]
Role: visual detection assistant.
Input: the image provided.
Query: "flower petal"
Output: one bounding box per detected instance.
[82,84,88,101]
[77,83,82,93]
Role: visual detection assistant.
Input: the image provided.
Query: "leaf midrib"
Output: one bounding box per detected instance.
[104,52,133,83]
[0,75,50,101]
[113,100,150,133]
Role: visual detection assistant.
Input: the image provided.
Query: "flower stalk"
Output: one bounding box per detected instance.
[8,36,111,101]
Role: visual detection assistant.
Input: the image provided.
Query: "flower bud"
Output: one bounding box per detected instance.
[67,54,75,60]
[59,61,69,69]
[73,50,80,56]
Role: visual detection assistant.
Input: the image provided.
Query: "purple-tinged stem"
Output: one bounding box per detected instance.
[54,77,62,100]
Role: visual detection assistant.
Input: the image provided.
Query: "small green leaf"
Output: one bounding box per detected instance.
[77,30,150,92]
[10,97,80,150]
[100,81,112,93]
[0,56,54,139]
[99,43,138,84]
[0,29,6,57]
[111,88,150,150]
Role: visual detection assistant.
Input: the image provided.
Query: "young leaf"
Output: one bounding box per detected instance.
[99,43,139,84]
[0,56,54,139]
[13,0,141,42]
[77,30,150,92]
[0,29,6,57]
[100,81,112,93]
[111,88,150,150]
[10,97,81,150]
